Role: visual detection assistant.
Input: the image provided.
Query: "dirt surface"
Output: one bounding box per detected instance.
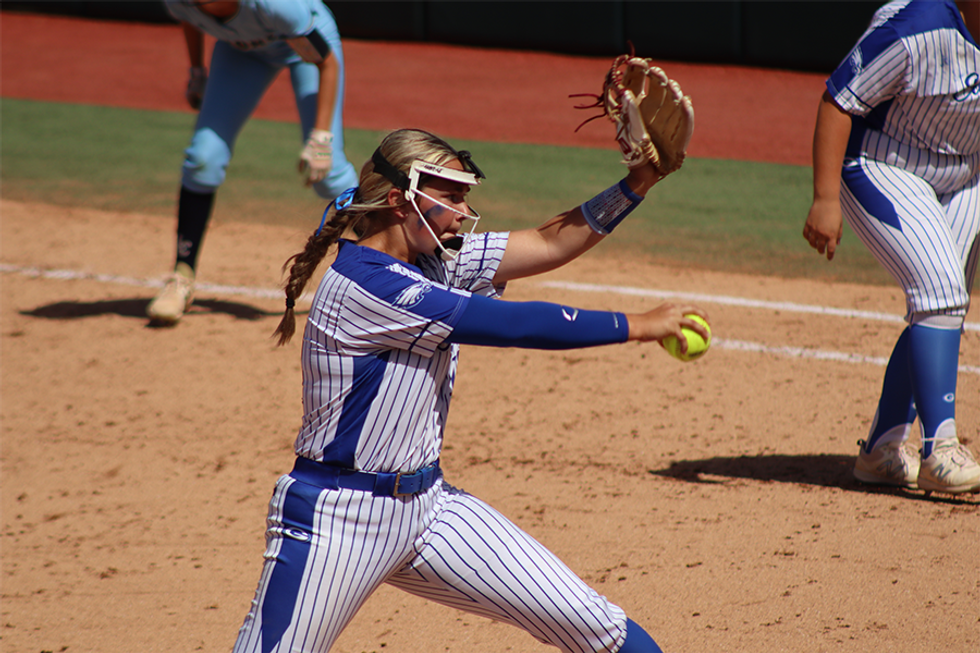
[2,11,979,653]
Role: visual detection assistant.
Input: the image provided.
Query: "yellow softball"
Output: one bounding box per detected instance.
[662,314,711,362]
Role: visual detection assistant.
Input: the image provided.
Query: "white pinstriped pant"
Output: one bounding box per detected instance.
[841,131,980,320]
[231,474,629,653]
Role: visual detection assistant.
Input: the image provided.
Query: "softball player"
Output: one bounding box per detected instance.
[229,128,709,653]
[803,0,980,493]
[148,0,358,325]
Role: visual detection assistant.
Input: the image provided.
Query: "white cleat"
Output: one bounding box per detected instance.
[918,441,980,494]
[853,439,919,488]
[147,263,195,326]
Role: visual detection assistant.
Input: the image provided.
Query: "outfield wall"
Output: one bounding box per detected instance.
[4,0,880,72]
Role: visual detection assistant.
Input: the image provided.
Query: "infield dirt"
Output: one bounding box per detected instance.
[2,12,978,653]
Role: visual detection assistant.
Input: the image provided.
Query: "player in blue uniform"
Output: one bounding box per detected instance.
[228,128,710,653]
[149,0,358,325]
[803,0,980,493]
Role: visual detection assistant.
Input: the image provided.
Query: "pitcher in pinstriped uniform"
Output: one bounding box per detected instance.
[229,128,711,653]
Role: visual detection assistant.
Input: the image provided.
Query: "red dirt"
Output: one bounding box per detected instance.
[0,10,824,166]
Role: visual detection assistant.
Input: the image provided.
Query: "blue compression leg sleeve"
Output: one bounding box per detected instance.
[863,328,916,453]
[618,619,663,653]
[908,323,961,458]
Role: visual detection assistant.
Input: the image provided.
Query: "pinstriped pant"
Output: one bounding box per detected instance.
[231,474,629,653]
[841,131,980,320]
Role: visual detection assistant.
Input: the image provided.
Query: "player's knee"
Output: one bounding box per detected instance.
[181,128,232,192]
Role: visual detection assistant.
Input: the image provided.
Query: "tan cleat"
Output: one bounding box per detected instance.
[918,441,980,494]
[147,263,195,326]
[853,439,919,488]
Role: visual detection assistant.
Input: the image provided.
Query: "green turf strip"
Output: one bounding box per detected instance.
[2,98,894,285]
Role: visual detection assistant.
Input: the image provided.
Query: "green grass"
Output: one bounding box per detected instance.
[2,98,894,285]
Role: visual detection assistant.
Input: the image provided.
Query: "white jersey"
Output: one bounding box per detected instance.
[828,0,980,157]
[295,232,509,472]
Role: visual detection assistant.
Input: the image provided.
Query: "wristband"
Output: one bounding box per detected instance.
[580,179,643,235]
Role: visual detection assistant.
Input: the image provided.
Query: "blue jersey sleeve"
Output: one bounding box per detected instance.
[447,293,629,350]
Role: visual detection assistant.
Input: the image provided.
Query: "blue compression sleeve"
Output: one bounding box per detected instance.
[619,619,663,653]
[909,323,960,457]
[447,294,629,350]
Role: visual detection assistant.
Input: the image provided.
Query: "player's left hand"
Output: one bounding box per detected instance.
[573,54,694,177]
[803,198,844,260]
[299,129,334,186]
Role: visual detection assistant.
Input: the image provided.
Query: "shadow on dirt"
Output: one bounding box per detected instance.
[650,454,979,505]
[20,297,286,322]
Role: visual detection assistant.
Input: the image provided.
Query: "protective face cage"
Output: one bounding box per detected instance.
[372,148,486,260]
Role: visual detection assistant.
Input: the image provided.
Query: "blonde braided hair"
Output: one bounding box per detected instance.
[273,129,465,345]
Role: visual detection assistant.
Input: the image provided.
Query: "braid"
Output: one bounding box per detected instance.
[273,128,464,346]
[273,208,356,346]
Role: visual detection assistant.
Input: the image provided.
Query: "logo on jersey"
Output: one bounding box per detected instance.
[850,48,864,76]
[943,392,955,403]
[561,306,579,321]
[230,34,290,51]
[953,73,980,102]
[394,281,432,308]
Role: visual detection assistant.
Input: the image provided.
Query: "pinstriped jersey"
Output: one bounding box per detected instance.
[828,0,980,156]
[295,232,509,472]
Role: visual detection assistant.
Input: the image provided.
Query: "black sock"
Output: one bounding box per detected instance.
[175,187,216,272]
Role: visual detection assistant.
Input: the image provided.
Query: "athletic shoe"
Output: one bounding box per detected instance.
[853,439,919,488]
[918,441,980,494]
[147,263,195,325]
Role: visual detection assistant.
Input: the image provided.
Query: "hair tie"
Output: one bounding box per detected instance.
[285,297,295,310]
[335,186,358,211]
[315,186,359,236]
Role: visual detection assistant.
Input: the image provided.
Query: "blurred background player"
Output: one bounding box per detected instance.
[229,128,709,653]
[803,0,980,493]
[148,0,358,325]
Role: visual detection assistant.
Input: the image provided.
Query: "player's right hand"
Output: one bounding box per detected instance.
[186,66,207,110]
[803,199,843,261]
[299,129,334,186]
[626,303,709,348]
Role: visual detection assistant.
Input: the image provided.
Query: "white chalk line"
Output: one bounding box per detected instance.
[3,263,978,375]
[540,280,980,332]
[0,263,314,302]
[539,280,979,375]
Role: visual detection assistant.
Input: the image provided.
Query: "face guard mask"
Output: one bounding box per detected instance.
[372,148,486,260]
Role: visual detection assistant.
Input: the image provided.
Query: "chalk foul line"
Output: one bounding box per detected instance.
[539,280,979,332]
[2,263,977,375]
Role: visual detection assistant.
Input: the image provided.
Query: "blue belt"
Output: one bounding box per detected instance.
[290,456,442,497]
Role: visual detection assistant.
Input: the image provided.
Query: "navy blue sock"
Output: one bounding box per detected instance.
[908,323,960,458]
[617,619,663,653]
[175,186,216,272]
[863,328,916,453]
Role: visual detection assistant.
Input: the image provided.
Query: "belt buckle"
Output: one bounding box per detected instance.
[392,471,410,497]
